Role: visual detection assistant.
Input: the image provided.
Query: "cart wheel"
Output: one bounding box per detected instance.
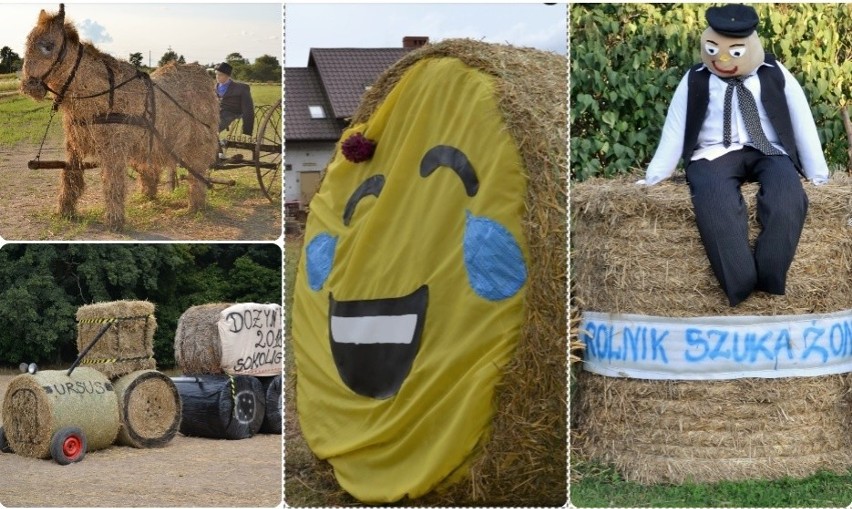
[254,99,281,203]
[0,427,13,453]
[50,427,87,465]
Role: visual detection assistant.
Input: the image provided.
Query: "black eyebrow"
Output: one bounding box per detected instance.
[730,44,746,47]
[419,145,479,197]
[706,39,718,44]
[343,174,385,226]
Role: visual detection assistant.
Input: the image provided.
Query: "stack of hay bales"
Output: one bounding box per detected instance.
[173,303,282,438]
[291,38,566,505]
[571,174,852,483]
[75,300,181,449]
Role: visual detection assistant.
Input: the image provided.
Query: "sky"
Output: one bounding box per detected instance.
[284,3,566,67]
[1,3,282,67]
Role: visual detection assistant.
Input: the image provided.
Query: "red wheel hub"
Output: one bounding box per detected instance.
[62,435,82,459]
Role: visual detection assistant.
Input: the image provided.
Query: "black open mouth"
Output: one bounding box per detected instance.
[328,285,428,399]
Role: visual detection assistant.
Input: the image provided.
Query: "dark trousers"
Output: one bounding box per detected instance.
[685,147,808,306]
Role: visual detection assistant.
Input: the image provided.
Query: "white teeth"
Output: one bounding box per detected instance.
[331,314,417,345]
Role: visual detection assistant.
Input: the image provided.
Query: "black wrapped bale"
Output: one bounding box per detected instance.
[172,375,265,439]
[113,370,181,448]
[258,375,282,434]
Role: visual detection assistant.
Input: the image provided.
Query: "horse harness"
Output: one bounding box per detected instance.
[33,37,214,188]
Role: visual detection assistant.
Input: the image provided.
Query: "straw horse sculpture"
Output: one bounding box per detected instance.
[20,5,218,230]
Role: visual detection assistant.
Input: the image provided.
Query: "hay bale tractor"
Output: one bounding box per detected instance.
[0,300,181,464]
[173,302,282,439]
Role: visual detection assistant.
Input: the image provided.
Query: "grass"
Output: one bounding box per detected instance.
[0,93,61,146]
[249,83,281,107]
[571,460,852,507]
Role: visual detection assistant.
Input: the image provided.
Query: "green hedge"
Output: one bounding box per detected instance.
[0,244,282,369]
[571,4,852,181]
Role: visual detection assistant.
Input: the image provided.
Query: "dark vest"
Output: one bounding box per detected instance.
[682,54,801,170]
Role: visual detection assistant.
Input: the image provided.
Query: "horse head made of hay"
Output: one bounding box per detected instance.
[21,4,79,101]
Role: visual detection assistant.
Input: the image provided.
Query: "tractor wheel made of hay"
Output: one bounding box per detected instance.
[254,99,282,203]
[0,427,13,453]
[259,375,282,434]
[114,370,181,448]
[50,427,87,465]
[173,375,265,440]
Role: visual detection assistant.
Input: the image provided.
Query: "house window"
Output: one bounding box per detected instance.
[309,105,326,119]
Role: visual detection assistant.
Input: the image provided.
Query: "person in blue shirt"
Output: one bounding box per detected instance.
[215,62,254,136]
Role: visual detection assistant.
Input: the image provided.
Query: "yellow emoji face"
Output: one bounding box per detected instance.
[293,57,529,502]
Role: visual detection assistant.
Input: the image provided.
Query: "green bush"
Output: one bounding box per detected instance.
[571,4,852,181]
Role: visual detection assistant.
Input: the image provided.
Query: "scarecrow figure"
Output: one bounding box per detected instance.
[642,4,829,306]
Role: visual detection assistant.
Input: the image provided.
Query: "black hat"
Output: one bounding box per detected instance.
[705,4,759,38]
[214,62,232,76]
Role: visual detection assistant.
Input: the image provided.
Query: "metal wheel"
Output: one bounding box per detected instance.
[254,99,282,203]
[50,426,87,465]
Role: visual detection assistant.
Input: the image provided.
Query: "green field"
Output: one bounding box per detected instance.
[571,460,852,507]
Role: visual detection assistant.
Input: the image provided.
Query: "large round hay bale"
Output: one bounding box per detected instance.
[572,174,852,483]
[113,370,181,448]
[1,368,120,458]
[292,38,565,504]
[174,303,231,375]
[575,371,852,484]
[174,303,282,377]
[76,300,157,379]
[572,174,852,316]
[172,375,266,439]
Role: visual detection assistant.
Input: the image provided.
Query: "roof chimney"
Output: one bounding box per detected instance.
[403,36,429,49]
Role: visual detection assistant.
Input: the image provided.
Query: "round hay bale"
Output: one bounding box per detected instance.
[174,303,232,375]
[293,38,566,504]
[258,375,282,434]
[572,173,852,483]
[76,300,157,379]
[575,371,852,483]
[1,368,120,459]
[175,303,282,376]
[172,375,265,440]
[571,174,852,315]
[113,370,181,448]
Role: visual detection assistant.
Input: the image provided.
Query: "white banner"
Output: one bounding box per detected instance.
[218,303,283,376]
[580,309,852,380]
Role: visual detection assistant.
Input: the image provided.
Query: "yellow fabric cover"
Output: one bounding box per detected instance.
[293,57,529,502]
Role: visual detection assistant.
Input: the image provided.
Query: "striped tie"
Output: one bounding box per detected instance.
[722,76,784,156]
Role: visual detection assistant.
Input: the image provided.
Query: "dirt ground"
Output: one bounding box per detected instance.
[0,142,281,241]
[0,375,282,508]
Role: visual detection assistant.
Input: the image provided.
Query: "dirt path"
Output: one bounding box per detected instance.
[0,143,281,241]
[0,375,282,507]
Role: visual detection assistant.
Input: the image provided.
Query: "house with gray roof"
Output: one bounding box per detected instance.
[285,37,427,208]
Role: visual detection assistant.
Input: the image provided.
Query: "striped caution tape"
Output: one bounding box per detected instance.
[80,355,154,365]
[77,314,154,324]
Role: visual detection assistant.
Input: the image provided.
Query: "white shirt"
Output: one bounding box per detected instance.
[644,61,829,185]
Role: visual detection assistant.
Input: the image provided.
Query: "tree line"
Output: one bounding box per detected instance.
[0,244,282,369]
[133,49,281,82]
[0,45,281,83]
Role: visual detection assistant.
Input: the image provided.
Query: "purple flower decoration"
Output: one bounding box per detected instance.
[341,133,377,163]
